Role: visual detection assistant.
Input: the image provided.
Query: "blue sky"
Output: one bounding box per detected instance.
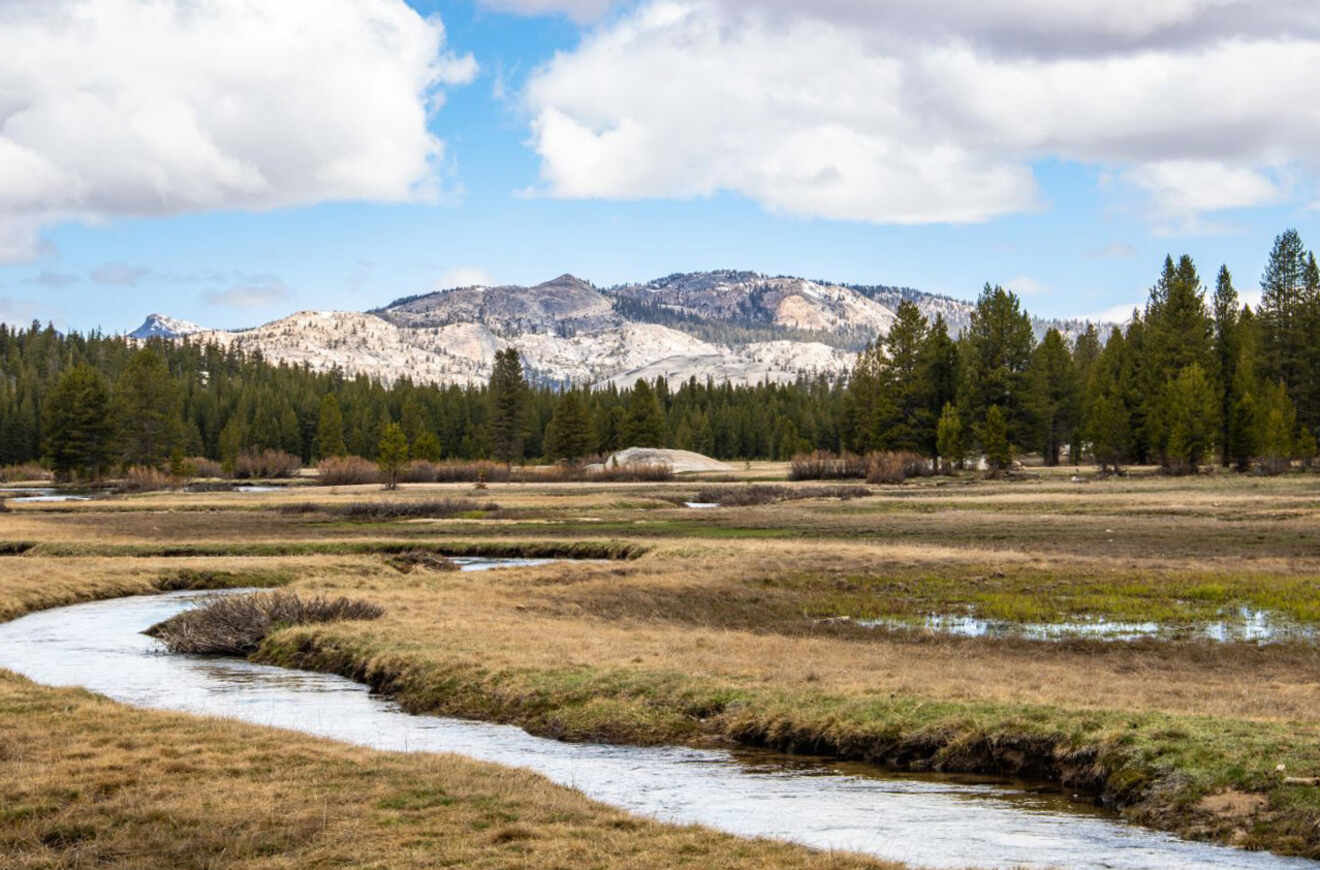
[3,0,1319,332]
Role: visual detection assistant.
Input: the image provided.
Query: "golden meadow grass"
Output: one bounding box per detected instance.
[2,467,1320,860]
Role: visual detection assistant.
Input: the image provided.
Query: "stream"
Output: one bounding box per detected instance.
[0,581,1313,870]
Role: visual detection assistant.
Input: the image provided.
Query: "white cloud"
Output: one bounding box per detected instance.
[1005,276,1049,296]
[1086,242,1138,259]
[480,0,616,22]
[203,276,293,309]
[91,262,152,286]
[0,0,477,262]
[25,270,79,289]
[438,267,496,288]
[522,1,1320,227]
[1083,302,1144,325]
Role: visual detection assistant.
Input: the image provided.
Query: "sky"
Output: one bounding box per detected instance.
[3,0,1320,333]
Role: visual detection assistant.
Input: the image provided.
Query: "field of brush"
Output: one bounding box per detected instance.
[2,464,1319,865]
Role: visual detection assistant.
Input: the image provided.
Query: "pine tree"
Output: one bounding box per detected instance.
[935,402,964,472]
[980,405,1012,471]
[1027,329,1080,466]
[1260,229,1308,394]
[488,349,528,465]
[622,379,666,447]
[545,390,593,463]
[883,300,929,451]
[1143,255,1213,462]
[1257,381,1297,474]
[377,422,409,490]
[959,284,1035,451]
[43,365,116,480]
[315,394,346,459]
[116,347,182,468]
[1211,265,1240,466]
[1162,364,1217,473]
[920,314,960,455]
[1085,328,1133,473]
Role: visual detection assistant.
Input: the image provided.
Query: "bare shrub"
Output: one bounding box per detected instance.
[279,499,498,520]
[118,466,175,493]
[317,456,381,485]
[865,451,933,484]
[146,591,384,656]
[690,484,871,506]
[398,460,440,483]
[182,457,224,479]
[789,451,867,480]
[0,463,53,483]
[233,449,301,479]
[386,550,460,574]
[584,462,673,482]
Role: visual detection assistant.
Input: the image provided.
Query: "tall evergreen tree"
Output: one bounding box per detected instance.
[315,394,346,459]
[1162,364,1218,472]
[488,349,529,465]
[622,379,666,447]
[980,405,1012,471]
[115,347,182,468]
[43,365,116,480]
[1211,265,1241,466]
[545,390,593,463]
[377,422,409,490]
[1027,329,1080,466]
[959,284,1035,450]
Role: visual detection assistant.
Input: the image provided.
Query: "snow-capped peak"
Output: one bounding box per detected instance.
[129,313,206,339]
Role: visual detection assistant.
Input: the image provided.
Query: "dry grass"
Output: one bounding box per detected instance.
[0,671,899,870]
[4,471,1320,856]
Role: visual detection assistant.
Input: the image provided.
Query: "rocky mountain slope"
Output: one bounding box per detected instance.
[131,271,1101,387]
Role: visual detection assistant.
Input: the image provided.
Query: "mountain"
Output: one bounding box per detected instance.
[135,271,1104,387]
[129,313,205,340]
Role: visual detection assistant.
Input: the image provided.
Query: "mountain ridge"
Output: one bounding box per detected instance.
[131,270,1104,388]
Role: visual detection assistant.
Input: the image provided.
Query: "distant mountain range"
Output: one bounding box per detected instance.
[130,271,1098,387]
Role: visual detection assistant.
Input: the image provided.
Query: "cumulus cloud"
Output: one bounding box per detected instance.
[91,262,152,286]
[0,0,477,262]
[480,0,616,22]
[438,266,496,288]
[1086,243,1138,260]
[25,270,79,289]
[1004,276,1049,297]
[523,1,1320,226]
[203,276,293,310]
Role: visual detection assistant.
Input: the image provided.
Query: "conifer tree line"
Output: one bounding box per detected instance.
[3,229,1318,479]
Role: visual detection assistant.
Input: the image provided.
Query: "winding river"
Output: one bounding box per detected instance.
[0,583,1311,870]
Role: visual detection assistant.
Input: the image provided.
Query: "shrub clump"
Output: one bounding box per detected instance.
[789,451,867,480]
[117,465,175,493]
[865,451,933,484]
[146,591,384,656]
[385,550,460,574]
[317,456,382,485]
[0,463,53,483]
[233,450,301,479]
[690,485,870,506]
[279,498,499,520]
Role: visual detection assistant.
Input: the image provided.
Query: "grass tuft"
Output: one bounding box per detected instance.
[146,591,384,656]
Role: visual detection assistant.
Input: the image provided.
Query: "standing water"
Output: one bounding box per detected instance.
[0,586,1310,870]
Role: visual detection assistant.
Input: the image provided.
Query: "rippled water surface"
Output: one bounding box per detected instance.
[0,585,1311,870]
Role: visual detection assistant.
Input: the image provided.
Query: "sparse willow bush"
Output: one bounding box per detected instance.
[183,456,225,479]
[386,549,461,574]
[317,455,382,485]
[146,591,384,656]
[865,451,933,484]
[118,465,175,492]
[788,451,867,480]
[233,449,301,479]
[585,462,674,482]
[691,484,870,506]
[0,463,52,483]
[279,499,499,520]
[423,461,511,483]
[398,460,440,483]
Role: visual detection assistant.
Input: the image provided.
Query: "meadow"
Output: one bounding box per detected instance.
[2,464,1319,864]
